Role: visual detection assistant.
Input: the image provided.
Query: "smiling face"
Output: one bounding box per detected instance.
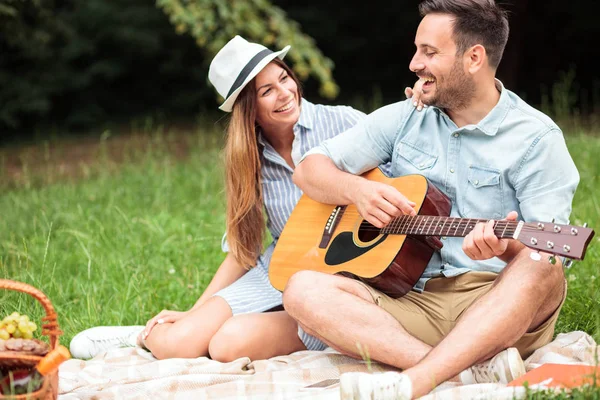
[254,61,300,132]
[409,13,476,110]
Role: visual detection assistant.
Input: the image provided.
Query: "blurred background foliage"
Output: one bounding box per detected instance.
[1,0,599,139]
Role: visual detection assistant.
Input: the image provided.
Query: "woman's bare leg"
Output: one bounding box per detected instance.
[143,296,233,359]
[143,298,306,361]
[208,311,306,362]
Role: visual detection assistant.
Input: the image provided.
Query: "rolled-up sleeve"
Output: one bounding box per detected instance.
[515,128,580,224]
[301,101,410,175]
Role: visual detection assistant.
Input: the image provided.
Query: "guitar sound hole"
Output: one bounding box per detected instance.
[357,221,380,242]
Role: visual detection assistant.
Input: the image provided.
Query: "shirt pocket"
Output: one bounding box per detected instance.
[396,141,438,174]
[461,165,504,219]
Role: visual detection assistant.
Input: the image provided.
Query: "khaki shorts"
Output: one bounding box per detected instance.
[358,271,567,359]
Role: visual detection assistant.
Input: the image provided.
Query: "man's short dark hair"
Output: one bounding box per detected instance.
[418,0,509,69]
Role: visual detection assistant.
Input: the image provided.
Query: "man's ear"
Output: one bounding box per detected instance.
[466,44,486,74]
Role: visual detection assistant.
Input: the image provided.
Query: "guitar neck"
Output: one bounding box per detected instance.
[380,216,518,239]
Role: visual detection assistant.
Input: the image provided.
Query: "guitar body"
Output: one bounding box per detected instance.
[269,168,452,298]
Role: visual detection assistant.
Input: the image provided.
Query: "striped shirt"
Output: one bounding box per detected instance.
[222,99,369,261]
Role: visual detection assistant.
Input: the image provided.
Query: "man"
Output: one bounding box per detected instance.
[283,0,580,398]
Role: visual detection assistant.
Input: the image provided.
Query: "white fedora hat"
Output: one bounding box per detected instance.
[208,35,291,112]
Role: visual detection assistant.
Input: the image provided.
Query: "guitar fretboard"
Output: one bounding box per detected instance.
[379,216,518,238]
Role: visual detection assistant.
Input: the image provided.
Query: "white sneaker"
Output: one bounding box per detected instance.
[459,347,526,384]
[340,371,412,400]
[69,325,144,359]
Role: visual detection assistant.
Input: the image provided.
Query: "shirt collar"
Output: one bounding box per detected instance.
[434,79,510,136]
[296,98,314,130]
[475,79,510,136]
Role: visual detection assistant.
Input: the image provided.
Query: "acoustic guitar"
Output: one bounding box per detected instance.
[269,168,595,298]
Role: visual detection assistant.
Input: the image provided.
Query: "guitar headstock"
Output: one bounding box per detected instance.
[516,222,595,260]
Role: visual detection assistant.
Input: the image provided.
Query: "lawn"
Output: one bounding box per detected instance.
[0,126,229,343]
[1,123,599,398]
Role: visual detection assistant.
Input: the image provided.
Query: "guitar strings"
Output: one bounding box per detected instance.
[322,210,575,236]
[352,222,569,236]
[357,221,517,236]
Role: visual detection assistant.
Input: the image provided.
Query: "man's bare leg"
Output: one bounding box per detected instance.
[403,250,565,397]
[283,270,432,368]
[284,251,563,398]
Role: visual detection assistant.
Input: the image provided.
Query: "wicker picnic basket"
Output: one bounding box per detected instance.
[0,279,62,400]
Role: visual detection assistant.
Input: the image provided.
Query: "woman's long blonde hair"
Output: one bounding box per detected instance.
[224,58,302,269]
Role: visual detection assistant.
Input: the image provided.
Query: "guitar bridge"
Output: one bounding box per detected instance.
[319,206,346,248]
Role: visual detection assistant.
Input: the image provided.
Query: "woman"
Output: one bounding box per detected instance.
[70,36,424,361]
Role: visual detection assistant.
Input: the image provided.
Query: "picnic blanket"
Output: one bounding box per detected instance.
[58,330,598,399]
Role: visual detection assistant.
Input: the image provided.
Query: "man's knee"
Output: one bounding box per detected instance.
[508,250,565,290]
[283,270,325,314]
[505,251,566,331]
[529,256,565,293]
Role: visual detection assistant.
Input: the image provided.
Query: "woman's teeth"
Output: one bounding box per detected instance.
[275,101,294,112]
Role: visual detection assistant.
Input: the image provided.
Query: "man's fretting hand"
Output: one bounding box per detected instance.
[462,211,519,260]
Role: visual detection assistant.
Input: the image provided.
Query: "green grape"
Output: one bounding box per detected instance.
[0,312,37,339]
[0,329,9,340]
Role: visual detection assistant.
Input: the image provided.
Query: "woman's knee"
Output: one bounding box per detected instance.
[147,323,206,360]
[208,318,253,362]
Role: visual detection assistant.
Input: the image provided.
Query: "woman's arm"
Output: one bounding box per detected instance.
[142,253,250,338]
[190,252,249,310]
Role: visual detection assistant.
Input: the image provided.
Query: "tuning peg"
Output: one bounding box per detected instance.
[548,255,557,265]
[564,258,574,269]
[551,218,555,223]
[583,223,588,228]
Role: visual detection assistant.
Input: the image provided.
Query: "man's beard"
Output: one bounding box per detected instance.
[428,60,475,111]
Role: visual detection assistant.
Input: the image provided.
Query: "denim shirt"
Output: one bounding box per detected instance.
[302,81,580,291]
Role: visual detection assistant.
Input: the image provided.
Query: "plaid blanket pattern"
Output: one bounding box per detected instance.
[58,331,598,399]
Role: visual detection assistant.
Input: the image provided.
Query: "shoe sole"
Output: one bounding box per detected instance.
[506,347,526,382]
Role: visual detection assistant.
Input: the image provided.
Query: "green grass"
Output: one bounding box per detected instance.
[1,126,599,398]
[523,381,600,400]
[0,127,228,343]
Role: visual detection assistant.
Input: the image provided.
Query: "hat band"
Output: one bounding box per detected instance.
[226,49,273,99]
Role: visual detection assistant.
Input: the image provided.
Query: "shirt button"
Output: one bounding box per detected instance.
[419,163,425,168]
[474,179,479,185]
[450,168,455,173]
[442,236,447,240]
[453,133,459,137]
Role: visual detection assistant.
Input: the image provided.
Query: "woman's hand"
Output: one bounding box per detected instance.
[142,309,189,340]
[405,79,426,111]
